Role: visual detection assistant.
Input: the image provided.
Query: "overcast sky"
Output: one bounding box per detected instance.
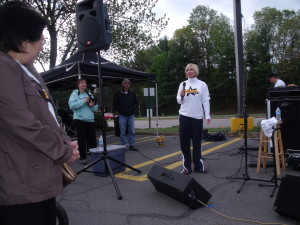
[153,0,300,38]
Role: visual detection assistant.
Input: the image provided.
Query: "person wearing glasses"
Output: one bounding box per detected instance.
[113,78,139,151]
[0,2,79,225]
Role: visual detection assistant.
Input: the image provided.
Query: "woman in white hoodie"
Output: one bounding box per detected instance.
[177,63,211,175]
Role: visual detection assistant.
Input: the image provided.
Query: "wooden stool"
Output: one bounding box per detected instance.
[256,122,286,175]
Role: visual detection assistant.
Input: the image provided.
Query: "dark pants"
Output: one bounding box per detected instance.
[179,114,204,172]
[74,119,97,159]
[0,198,56,225]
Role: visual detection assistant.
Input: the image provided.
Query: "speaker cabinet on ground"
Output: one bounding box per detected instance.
[147,165,212,209]
[76,0,112,52]
[274,175,300,220]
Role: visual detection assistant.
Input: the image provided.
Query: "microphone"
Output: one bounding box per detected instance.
[181,82,186,101]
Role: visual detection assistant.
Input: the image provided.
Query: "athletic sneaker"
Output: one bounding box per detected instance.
[181,169,192,175]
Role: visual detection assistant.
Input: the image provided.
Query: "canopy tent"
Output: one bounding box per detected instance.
[40,51,156,90]
[40,51,160,137]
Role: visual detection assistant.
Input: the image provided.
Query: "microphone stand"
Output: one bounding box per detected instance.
[230,69,271,194]
[76,51,141,200]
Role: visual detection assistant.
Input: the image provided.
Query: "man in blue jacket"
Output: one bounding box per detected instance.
[113,78,139,151]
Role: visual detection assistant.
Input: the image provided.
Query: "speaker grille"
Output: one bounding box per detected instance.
[78,18,101,47]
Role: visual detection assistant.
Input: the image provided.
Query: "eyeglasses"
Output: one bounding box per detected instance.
[123,83,130,85]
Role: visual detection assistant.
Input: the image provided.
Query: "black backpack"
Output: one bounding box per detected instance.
[205,132,227,141]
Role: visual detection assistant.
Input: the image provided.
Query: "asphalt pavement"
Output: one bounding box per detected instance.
[58,133,300,225]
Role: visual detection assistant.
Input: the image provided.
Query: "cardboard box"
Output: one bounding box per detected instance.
[89,145,126,177]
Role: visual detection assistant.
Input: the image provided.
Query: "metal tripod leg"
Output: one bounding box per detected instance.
[76,152,141,200]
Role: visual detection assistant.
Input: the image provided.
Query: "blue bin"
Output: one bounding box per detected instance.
[89,145,126,177]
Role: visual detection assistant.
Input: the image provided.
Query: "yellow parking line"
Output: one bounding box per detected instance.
[115,138,241,181]
[115,173,149,181]
[110,136,155,145]
[122,141,212,171]
[165,138,242,170]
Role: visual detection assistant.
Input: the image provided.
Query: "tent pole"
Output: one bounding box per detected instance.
[155,82,159,137]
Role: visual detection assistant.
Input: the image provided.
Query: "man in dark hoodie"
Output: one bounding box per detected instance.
[113,78,139,151]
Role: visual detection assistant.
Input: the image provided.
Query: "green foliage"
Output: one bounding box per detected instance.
[108,0,169,62]
[16,1,298,115]
[23,0,168,70]
[127,5,237,114]
[126,6,299,115]
[245,7,300,108]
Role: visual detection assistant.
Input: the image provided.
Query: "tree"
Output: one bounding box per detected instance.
[22,0,168,70]
[106,0,168,64]
[23,0,77,69]
[125,5,237,114]
[187,6,236,111]
[245,8,300,107]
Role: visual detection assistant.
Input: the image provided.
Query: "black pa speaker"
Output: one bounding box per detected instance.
[147,165,212,209]
[274,175,300,220]
[76,0,112,52]
[268,99,300,150]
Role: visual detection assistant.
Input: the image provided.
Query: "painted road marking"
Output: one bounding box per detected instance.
[115,138,242,181]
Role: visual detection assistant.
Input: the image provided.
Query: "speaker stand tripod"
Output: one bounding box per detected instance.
[229,82,271,193]
[76,51,141,200]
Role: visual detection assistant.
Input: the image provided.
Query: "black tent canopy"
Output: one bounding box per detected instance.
[40,51,156,90]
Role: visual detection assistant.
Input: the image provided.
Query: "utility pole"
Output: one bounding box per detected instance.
[233,0,244,117]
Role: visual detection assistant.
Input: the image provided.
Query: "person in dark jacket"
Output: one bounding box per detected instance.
[113,78,139,151]
[0,2,79,225]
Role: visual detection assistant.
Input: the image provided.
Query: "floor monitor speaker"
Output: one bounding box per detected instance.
[147,165,212,209]
[274,175,300,220]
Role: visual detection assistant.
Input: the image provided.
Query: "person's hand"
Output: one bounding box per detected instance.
[83,97,89,103]
[207,119,211,124]
[67,141,80,163]
[88,101,94,106]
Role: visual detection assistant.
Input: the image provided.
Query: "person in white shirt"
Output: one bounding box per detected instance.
[269,72,286,88]
[176,63,211,175]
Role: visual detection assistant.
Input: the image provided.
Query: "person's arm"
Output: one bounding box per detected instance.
[176,82,185,104]
[68,91,86,111]
[202,83,211,123]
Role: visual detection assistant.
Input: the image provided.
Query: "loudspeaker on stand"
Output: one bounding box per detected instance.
[76,0,112,52]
